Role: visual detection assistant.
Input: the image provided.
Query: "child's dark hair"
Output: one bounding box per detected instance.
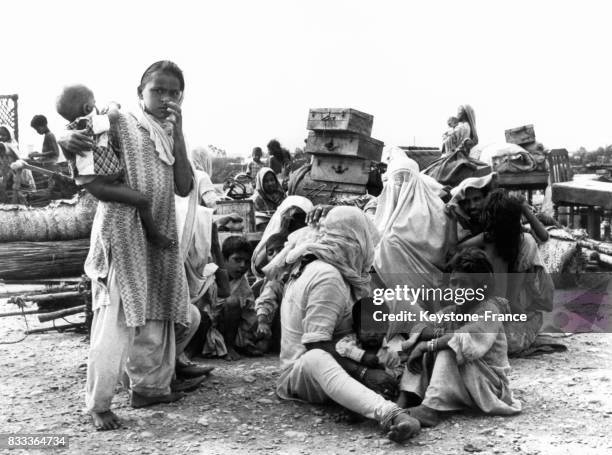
[450,247,495,296]
[137,60,185,96]
[266,232,288,250]
[30,115,48,128]
[267,139,287,161]
[222,236,251,260]
[267,139,281,152]
[56,84,95,122]
[352,297,389,333]
[480,188,523,270]
[252,147,262,155]
[0,126,12,140]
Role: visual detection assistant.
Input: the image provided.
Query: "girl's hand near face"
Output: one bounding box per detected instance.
[165,101,183,137]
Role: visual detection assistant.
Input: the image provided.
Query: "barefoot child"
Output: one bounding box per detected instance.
[399,248,521,427]
[56,84,175,248]
[79,61,194,431]
[335,297,406,400]
[209,236,265,360]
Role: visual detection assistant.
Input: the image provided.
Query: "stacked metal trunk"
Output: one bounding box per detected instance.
[301,108,384,205]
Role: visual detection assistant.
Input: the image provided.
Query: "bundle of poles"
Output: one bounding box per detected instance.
[0,277,92,335]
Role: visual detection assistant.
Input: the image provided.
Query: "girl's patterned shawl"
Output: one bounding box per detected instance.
[84,111,190,327]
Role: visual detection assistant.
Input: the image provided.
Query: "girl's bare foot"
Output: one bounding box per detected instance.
[130,391,185,408]
[90,410,122,431]
[387,412,420,442]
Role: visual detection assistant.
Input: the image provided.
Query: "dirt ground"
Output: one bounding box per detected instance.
[1,298,612,455]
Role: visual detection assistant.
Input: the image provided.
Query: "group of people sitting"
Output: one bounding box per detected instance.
[0,116,63,203]
[52,60,553,443]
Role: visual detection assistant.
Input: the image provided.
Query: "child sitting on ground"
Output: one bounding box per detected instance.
[56,84,174,248]
[335,297,405,400]
[398,248,522,426]
[209,236,265,360]
[254,232,289,351]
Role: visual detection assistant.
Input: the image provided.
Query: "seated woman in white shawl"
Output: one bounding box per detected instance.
[191,146,219,210]
[175,172,232,360]
[372,148,455,321]
[251,195,313,281]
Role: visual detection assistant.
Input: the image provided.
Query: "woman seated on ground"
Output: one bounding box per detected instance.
[191,146,219,210]
[267,206,421,442]
[371,148,454,318]
[251,195,312,281]
[400,248,521,426]
[475,189,554,355]
[250,167,286,230]
[448,173,549,248]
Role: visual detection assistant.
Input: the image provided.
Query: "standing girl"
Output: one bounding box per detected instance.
[61,61,197,430]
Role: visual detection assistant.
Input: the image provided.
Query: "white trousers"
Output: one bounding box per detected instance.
[85,265,199,412]
[277,349,402,429]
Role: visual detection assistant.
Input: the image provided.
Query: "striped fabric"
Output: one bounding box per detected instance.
[85,111,190,327]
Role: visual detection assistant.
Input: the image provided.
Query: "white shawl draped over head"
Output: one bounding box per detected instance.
[175,177,217,302]
[135,102,175,166]
[251,195,313,278]
[374,151,450,310]
[264,206,379,301]
[192,146,213,175]
[459,104,478,145]
[447,172,497,222]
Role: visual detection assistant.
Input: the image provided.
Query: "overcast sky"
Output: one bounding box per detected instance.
[3,0,612,158]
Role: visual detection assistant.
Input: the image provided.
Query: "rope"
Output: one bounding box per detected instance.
[0,297,29,344]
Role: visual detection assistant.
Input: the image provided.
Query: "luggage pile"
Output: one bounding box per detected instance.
[292,108,384,205]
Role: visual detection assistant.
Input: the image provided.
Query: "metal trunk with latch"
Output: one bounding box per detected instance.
[505,124,536,146]
[304,131,383,161]
[310,155,371,185]
[307,108,373,136]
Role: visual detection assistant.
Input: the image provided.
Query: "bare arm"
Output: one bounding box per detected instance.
[522,201,549,242]
[166,101,193,197]
[39,133,61,158]
[211,223,231,298]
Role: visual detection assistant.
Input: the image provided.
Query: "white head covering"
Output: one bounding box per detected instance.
[373,151,451,311]
[264,206,379,301]
[382,146,419,180]
[447,172,497,221]
[459,104,478,145]
[192,146,213,175]
[251,195,313,277]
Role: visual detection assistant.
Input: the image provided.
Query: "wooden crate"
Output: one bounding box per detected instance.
[307,108,373,136]
[305,131,383,162]
[505,125,536,146]
[311,155,371,185]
